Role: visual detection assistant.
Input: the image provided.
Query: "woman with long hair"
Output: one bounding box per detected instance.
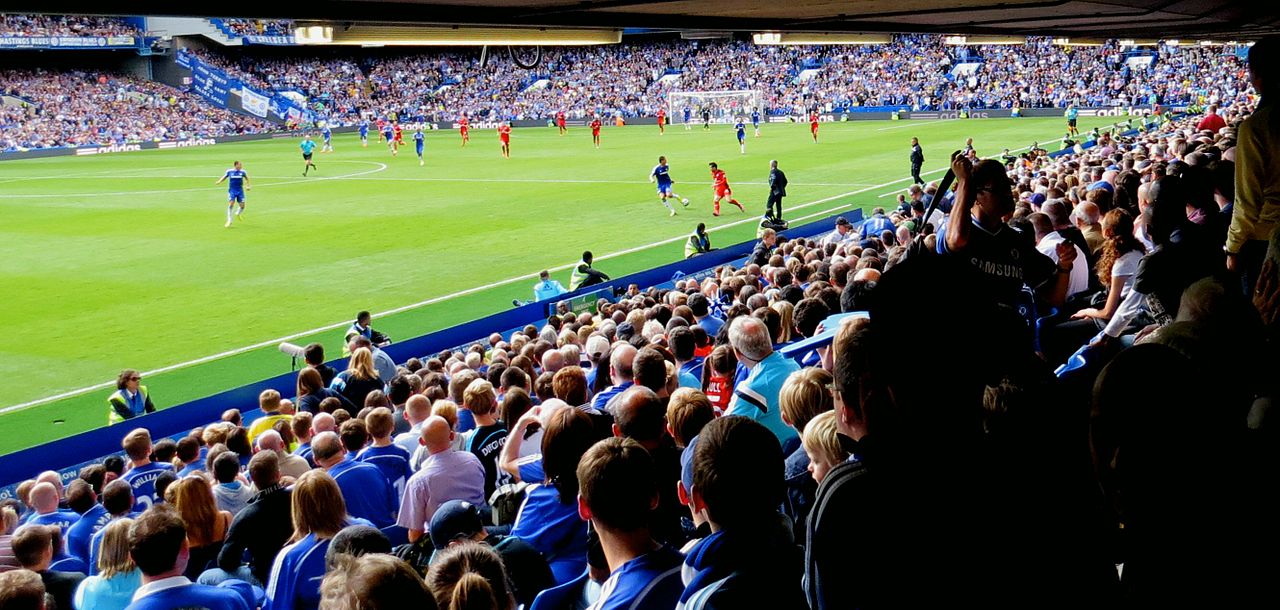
[1072,209,1147,324]
[771,300,795,344]
[334,348,383,407]
[426,542,515,610]
[509,408,600,584]
[169,477,233,581]
[73,518,141,610]
[266,470,366,610]
[296,367,356,414]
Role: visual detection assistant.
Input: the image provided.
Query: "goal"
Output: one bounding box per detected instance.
[668,91,765,124]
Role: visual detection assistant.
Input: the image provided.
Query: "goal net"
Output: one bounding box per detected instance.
[668,91,765,124]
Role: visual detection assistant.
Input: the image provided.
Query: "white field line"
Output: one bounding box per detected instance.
[0,174,875,188]
[0,161,388,199]
[0,165,189,185]
[0,170,917,415]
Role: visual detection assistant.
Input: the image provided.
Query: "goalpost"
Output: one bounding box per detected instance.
[668,90,765,124]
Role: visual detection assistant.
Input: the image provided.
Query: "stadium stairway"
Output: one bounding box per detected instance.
[144,16,242,46]
[0,210,862,497]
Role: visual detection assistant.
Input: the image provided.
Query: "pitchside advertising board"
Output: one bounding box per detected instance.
[0,35,140,49]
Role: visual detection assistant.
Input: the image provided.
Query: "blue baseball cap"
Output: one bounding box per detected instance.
[681,435,700,495]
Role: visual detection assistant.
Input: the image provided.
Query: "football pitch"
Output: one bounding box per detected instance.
[0,116,1117,454]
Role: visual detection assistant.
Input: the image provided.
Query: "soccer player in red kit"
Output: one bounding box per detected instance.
[556,110,567,135]
[656,107,666,135]
[459,115,470,147]
[590,116,602,149]
[708,162,745,216]
[498,122,511,158]
[392,123,404,156]
[376,118,387,143]
[810,111,820,143]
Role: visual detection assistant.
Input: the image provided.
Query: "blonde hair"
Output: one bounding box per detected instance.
[463,380,497,416]
[771,301,795,344]
[802,411,847,469]
[431,400,459,429]
[292,470,348,541]
[666,388,714,448]
[95,518,136,578]
[2,506,18,535]
[259,389,282,412]
[779,368,833,435]
[348,348,379,381]
[171,477,220,547]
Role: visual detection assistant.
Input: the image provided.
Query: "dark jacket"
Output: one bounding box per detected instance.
[769,168,788,196]
[41,570,85,610]
[297,388,355,414]
[218,483,293,585]
[782,444,816,543]
[910,144,924,165]
[750,241,773,266]
[805,437,877,610]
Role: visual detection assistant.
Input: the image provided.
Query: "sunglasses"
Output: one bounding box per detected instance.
[128,377,141,381]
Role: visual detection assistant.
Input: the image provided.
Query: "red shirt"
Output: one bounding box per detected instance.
[657,109,665,119]
[590,120,601,133]
[556,112,566,123]
[711,169,728,188]
[1197,113,1226,133]
[393,126,403,140]
[459,117,469,129]
[498,125,511,139]
[376,119,385,130]
[810,113,819,126]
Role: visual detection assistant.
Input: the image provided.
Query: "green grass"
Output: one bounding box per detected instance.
[0,116,1117,454]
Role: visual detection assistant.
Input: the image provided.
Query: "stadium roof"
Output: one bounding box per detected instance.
[11,0,1280,39]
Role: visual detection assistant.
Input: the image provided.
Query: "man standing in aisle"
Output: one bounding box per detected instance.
[910,137,925,185]
[766,159,788,221]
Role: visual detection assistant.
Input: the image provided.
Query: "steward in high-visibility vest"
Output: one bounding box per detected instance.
[568,250,610,290]
[108,369,155,424]
[685,223,712,258]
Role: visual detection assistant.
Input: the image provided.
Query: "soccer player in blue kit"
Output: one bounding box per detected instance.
[683,105,692,130]
[359,119,369,147]
[735,118,747,154]
[414,128,425,166]
[321,125,333,152]
[649,155,689,217]
[382,123,394,150]
[214,160,250,228]
[752,107,762,137]
[300,135,318,176]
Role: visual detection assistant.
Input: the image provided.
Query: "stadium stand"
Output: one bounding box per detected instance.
[0,70,273,150]
[0,14,140,37]
[2,8,1278,605]
[187,37,1248,122]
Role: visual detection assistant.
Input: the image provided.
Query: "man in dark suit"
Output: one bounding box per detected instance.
[910,137,925,185]
[767,159,788,221]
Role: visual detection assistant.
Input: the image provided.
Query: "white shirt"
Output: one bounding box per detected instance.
[822,228,856,248]
[133,576,192,602]
[1103,250,1146,337]
[394,423,424,463]
[1036,232,1089,298]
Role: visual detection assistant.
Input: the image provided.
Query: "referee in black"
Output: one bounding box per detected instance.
[910,137,925,185]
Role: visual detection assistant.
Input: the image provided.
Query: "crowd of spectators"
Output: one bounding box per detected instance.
[188,36,1248,123]
[1,36,1277,610]
[0,14,139,38]
[0,70,272,150]
[218,19,293,38]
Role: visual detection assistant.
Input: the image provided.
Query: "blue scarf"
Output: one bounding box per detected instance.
[678,530,750,605]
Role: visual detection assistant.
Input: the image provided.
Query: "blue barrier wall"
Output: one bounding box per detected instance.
[0,210,861,497]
